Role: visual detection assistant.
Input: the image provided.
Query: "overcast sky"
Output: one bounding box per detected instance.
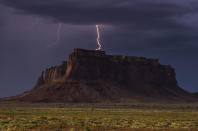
[0,0,198,98]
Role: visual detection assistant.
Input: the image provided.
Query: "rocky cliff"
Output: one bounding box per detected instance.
[3,48,197,103]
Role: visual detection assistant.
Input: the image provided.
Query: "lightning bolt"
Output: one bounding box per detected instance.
[96,25,102,50]
[56,23,62,43]
[47,23,62,47]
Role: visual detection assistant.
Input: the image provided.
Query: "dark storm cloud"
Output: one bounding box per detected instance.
[1,0,198,47]
[0,5,5,26]
[0,0,197,27]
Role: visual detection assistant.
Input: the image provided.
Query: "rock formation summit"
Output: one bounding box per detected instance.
[4,48,196,103]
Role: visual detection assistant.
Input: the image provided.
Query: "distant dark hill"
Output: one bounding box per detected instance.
[192,92,198,98]
[2,48,197,103]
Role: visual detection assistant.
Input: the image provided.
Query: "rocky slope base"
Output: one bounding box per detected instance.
[2,48,197,103]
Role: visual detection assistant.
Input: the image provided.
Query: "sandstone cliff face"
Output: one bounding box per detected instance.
[38,49,177,87]
[5,48,196,103]
[36,61,67,86]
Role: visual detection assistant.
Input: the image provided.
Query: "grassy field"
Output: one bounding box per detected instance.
[0,103,198,131]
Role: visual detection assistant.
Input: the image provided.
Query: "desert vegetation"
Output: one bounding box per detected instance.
[0,103,198,131]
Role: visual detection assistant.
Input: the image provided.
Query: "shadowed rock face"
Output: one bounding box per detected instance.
[3,48,197,103]
[38,49,177,86]
[193,93,198,98]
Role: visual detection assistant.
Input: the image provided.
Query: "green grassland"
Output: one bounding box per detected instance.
[0,103,198,131]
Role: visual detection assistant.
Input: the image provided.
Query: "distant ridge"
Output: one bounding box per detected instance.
[193,92,198,98]
[1,48,197,103]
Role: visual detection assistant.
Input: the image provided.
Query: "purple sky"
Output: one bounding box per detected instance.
[0,0,198,97]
